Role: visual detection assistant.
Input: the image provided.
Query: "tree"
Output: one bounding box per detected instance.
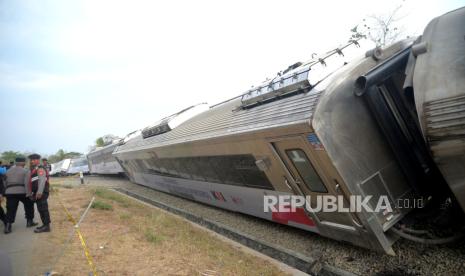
[1,151,23,164]
[350,4,406,47]
[64,152,82,159]
[56,149,65,160]
[48,149,83,163]
[96,137,105,147]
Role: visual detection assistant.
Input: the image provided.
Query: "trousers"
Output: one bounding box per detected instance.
[35,192,51,225]
[6,194,35,223]
[0,204,5,223]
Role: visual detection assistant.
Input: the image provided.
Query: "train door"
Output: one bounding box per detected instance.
[271,135,360,232]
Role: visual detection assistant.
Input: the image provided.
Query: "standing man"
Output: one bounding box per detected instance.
[42,158,51,172]
[3,157,37,234]
[41,158,51,187]
[28,154,51,233]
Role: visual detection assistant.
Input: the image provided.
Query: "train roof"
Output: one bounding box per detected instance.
[114,41,371,155]
[115,88,322,154]
[87,139,122,157]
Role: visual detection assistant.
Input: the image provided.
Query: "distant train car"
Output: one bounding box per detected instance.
[113,9,465,254]
[67,157,90,175]
[50,159,71,176]
[87,140,125,175]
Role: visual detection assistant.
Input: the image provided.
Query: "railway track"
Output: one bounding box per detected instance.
[81,176,465,276]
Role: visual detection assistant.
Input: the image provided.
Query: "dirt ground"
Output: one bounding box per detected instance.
[31,180,289,276]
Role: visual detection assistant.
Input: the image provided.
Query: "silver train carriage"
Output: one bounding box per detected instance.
[67,157,90,175]
[50,158,71,176]
[87,141,125,175]
[112,8,465,254]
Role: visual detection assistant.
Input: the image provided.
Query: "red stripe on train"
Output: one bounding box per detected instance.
[271,206,316,227]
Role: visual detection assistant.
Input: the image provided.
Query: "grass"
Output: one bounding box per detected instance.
[61,184,74,189]
[50,184,74,193]
[94,188,131,208]
[119,213,131,221]
[144,229,163,244]
[91,200,113,210]
[46,184,288,275]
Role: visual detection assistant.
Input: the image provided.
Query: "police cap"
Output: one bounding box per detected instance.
[28,153,41,160]
[15,156,26,163]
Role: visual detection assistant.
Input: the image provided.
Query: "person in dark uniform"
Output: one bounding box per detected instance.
[28,154,51,233]
[42,158,51,172]
[3,157,37,234]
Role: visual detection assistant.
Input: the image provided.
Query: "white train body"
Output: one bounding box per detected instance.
[87,141,125,175]
[67,157,90,175]
[50,159,71,176]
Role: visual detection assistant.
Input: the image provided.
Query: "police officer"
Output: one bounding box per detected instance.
[42,158,51,172]
[3,157,37,234]
[28,154,51,233]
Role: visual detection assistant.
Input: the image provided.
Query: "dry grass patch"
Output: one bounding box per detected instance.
[35,180,289,276]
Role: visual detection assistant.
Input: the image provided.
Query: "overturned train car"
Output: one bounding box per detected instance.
[87,141,125,175]
[113,8,465,254]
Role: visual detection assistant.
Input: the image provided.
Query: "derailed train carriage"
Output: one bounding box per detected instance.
[67,157,90,175]
[87,140,125,175]
[112,8,465,254]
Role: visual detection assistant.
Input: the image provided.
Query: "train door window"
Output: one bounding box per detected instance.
[285,149,327,193]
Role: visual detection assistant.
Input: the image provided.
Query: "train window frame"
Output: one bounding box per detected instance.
[285,149,328,193]
[133,154,274,190]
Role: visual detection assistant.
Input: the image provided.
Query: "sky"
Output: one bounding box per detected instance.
[0,0,463,155]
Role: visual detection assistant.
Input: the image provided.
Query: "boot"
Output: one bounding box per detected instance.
[34,224,50,233]
[26,219,38,228]
[4,223,12,234]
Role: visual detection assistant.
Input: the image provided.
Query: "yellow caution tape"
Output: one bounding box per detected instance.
[57,195,99,276]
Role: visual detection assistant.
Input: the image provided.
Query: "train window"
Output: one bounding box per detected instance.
[170,158,191,179]
[135,160,147,173]
[136,154,273,190]
[157,158,178,177]
[237,156,273,189]
[212,156,246,186]
[153,158,169,174]
[285,149,328,193]
[130,160,142,173]
[180,157,206,181]
[143,158,161,175]
[192,156,224,183]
